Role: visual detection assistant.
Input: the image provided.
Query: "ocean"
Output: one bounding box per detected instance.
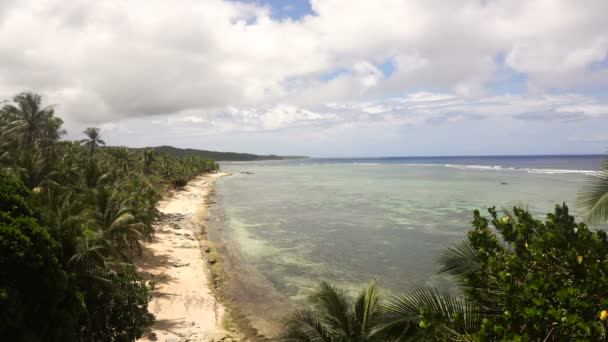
[207,155,604,333]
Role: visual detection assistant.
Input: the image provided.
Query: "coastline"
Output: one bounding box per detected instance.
[135,172,240,342]
[205,174,296,340]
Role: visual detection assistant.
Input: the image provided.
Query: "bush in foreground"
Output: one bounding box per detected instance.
[0,170,81,341]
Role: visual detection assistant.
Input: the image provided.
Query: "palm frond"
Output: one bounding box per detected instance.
[578,169,608,224]
[279,308,333,342]
[383,288,482,341]
[309,281,355,336]
[437,239,479,276]
[354,280,381,336]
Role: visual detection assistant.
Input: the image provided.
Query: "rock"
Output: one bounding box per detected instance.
[148,332,158,341]
[203,247,211,253]
[174,262,190,267]
[207,258,217,265]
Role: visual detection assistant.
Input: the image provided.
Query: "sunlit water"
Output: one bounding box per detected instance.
[208,155,603,333]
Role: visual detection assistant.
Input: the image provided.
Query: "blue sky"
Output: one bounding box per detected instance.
[1,0,608,157]
[237,0,314,20]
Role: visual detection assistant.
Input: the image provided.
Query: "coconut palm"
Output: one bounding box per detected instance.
[142,148,156,175]
[13,149,55,189]
[88,185,146,258]
[280,281,385,342]
[578,157,608,224]
[106,146,132,175]
[1,92,60,150]
[81,127,105,156]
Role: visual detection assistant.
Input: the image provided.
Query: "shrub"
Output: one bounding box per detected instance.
[0,170,81,341]
[461,204,608,340]
[82,264,155,341]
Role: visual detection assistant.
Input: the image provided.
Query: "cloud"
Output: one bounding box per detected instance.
[1,0,608,156]
[1,0,607,124]
[514,111,585,122]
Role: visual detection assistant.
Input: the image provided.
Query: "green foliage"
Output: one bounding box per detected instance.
[0,92,219,340]
[0,168,33,217]
[280,281,386,341]
[81,264,155,342]
[433,204,608,341]
[0,170,81,341]
[578,156,608,224]
[382,288,481,341]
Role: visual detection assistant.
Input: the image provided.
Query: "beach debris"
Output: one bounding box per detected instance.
[203,247,211,253]
[147,332,158,341]
[174,261,190,267]
[206,258,217,265]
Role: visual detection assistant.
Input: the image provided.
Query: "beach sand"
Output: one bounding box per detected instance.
[135,172,238,342]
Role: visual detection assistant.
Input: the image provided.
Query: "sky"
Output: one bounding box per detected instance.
[1,0,608,157]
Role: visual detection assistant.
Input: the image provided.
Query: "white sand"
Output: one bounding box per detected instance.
[136,173,236,342]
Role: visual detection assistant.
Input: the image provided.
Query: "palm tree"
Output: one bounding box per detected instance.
[578,157,608,224]
[1,92,59,150]
[142,148,156,175]
[88,185,146,258]
[81,127,105,156]
[280,281,386,341]
[106,146,132,175]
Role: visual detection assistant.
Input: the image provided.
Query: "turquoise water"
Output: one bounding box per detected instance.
[211,156,601,331]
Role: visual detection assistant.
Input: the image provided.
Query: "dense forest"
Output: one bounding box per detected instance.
[151,145,307,161]
[0,92,218,340]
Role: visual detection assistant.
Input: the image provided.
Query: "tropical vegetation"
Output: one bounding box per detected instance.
[0,91,218,340]
[282,204,608,341]
[4,90,608,341]
[578,156,608,225]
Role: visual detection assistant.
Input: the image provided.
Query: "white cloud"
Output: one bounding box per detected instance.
[1,0,608,155]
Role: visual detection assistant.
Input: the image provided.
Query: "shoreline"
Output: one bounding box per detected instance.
[205,174,295,340]
[135,172,240,342]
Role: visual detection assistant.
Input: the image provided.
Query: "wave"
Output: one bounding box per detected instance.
[443,164,594,174]
[292,161,596,174]
[302,162,381,166]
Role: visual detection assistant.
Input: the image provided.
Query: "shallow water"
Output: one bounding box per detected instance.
[210,155,603,333]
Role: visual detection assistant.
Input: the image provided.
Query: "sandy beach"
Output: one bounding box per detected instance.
[135,172,238,342]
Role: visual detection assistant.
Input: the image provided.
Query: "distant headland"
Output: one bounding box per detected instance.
[136,145,308,161]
